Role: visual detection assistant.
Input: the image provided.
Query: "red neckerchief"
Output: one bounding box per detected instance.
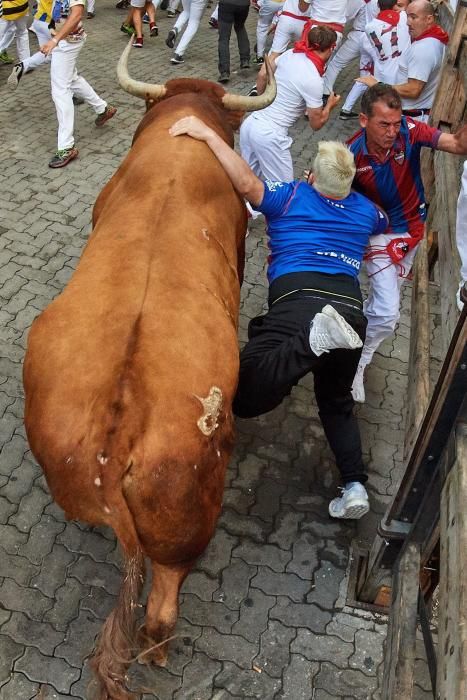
[413,25,449,44]
[293,39,326,76]
[376,9,400,25]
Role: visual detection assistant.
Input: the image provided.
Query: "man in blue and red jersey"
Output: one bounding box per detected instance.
[170,114,388,519]
[347,83,467,402]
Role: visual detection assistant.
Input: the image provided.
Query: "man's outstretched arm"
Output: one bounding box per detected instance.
[436,124,467,156]
[169,116,265,207]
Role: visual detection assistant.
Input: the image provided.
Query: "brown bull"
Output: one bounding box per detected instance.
[23,40,276,700]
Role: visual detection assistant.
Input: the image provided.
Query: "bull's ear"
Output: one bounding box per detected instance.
[224,110,244,132]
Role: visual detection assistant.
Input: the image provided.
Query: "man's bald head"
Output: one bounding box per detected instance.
[407,0,436,15]
[406,0,437,38]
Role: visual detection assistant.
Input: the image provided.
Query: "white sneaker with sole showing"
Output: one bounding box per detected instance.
[351,362,366,403]
[309,305,363,357]
[329,482,369,519]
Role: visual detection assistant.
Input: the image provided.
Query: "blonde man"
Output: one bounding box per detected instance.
[171,114,389,518]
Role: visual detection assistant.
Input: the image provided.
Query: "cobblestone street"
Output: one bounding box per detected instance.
[0,5,440,698]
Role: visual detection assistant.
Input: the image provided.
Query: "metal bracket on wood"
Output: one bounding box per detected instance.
[378,518,412,540]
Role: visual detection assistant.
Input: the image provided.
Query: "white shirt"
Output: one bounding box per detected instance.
[397,35,445,110]
[280,0,311,17]
[364,0,379,24]
[310,0,347,24]
[255,50,323,130]
[346,0,367,31]
[363,13,410,84]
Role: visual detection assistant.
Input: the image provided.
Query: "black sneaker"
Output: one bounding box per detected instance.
[339,109,359,120]
[240,60,250,70]
[7,62,23,90]
[48,147,79,169]
[252,55,264,65]
[87,11,95,18]
[247,83,257,96]
[167,9,176,17]
[170,53,184,64]
[166,28,177,48]
[218,72,230,84]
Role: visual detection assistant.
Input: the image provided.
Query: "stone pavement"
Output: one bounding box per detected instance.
[0,6,439,699]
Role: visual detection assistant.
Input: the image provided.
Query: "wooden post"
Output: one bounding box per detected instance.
[434,150,464,351]
[437,418,467,700]
[404,238,430,457]
[382,542,421,700]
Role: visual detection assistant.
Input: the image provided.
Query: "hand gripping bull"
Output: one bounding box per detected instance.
[23,39,276,700]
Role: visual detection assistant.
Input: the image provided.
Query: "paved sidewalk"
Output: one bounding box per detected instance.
[0,5,439,698]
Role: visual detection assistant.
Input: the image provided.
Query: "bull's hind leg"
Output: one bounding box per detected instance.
[138,561,191,666]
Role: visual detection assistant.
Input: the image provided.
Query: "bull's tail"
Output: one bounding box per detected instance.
[90,455,146,700]
[90,543,145,700]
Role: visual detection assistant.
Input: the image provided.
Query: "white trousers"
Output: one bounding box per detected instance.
[22,19,51,71]
[457,161,467,284]
[88,0,96,12]
[240,114,294,182]
[0,16,30,60]
[359,232,419,367]
[270,13,306,53]
[173,0,206,56]
[50,38,106,150]
[323,29,363,94]
[256,0,282,56]
[341,46,372,112]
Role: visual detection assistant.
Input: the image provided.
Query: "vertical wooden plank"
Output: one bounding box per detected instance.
[437,422,467,700]
[434,151,463,352]
[382,542,421,700]
[405,239,430,458]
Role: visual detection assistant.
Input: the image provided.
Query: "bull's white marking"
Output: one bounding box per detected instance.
[65,456,73,464]
[97,452,108,465]
[194,464,198,470]
[195,386,223,436]
[94,477,102,487]
[104,506,111,514]
[216,450,221,458]
[202,228,210,240]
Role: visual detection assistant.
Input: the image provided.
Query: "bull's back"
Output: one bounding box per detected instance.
[24,110,246,560]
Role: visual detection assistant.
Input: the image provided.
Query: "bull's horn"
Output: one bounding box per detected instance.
[222,56,276,112]
[117,37,167,101]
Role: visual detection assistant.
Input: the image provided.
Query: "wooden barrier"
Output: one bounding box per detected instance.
[354,4,467,699]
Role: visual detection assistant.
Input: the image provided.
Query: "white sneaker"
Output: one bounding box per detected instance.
[329,481,369,519]
[351,362,366,403]
[456,282,466,312]
[309,305,363,357]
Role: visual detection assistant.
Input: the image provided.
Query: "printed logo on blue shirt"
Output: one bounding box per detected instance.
[265,181,285,192]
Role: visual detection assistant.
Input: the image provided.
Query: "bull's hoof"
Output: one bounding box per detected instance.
[137,626,169,667]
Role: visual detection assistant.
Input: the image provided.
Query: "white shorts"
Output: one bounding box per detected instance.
[131,0,146,8]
